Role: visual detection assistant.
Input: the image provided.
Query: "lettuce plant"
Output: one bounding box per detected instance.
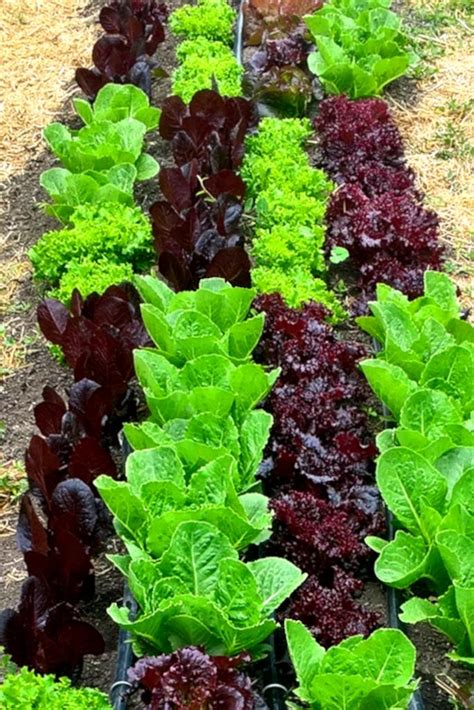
[151,161,250,291]
[50,259,135,307]
[153,91,254,290]
[240,118,342,315]
[108,519,306,656]
[73,83,160,129]
[37,285,149,395]
[126,276,277,492]
[285,620,417,709]
[0,665,111,709]
[76,0,168,99]
[97,277,305,658]
[305,0,417,98]
[169,0,242,102]
[29,203,153,289]
[39,166,136,225]
[128,648,254,709]
[96,447,272,558]
[159,90,256,173]
[170,0,236,43]
[0,287,147,675]
[41,85,159,224]
[254,293,383,646]
[315,96,443,310]
[245,1,316,116]
[359,272,474,666]
[171,39,243,102]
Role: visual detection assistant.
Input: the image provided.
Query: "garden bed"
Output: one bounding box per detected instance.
[0,0,472,708]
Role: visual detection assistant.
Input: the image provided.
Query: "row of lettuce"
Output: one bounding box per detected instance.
[1,0,472,708]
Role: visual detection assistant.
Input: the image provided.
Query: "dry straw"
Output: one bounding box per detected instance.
[389,3,474,304]
[0,0,99,181]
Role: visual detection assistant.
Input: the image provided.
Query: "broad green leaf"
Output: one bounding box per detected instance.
[194,284,255,331]
[373,530,429,588]
[179,354,233,389]
[226,314,265,360]
[377,428,397,453]
[73,97,94,125]
[247,557,306,615]
[437,530,474,584]
[229,363,275,418]
[124,421,166,450]
[450,468,474,512]
[309,674,378,708]
[187,455,239,506]
[360,359,416,418]
[447,318,474,345]
[158,521,237,595]
[285,619,325,697]
[128,557,161,611]
[399,389,461,440]
[141,305,175,354]
[126,446,185,492]
[373,55,410,91]
[134,349,179,395]
[214,558,262,626]
[322,628,415,686]
[239,410,273,490]
[372,302,419,352]
[134,274,173,310]
[135,152,159,180]
[141,480,186,519]
[95,476,147,544]
[356,315,384,342]
[436,448,474,498]
[376,448,447,534]
[420,345,474,408]
[424,271,459,317]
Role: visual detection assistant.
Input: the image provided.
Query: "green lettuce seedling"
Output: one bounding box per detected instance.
[240,117,343,317]
[305,0,418,98]
[0,665,111,710]
[170,0,236,43]
[359,272,474,666]
[285,620,418,709]
[41,84,159,224]
[108,520,306,657]
[29,203,153,285]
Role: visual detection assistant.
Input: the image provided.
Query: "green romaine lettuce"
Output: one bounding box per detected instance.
[285,620,418,708]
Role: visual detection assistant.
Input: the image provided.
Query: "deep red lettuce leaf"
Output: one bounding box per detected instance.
[0,576,104,676]
[255,294,383,646]
[159,90,256,173]
[76,0,167,99]
[282,571,379,648]
[128,647,254,710]
[152,164,250,291]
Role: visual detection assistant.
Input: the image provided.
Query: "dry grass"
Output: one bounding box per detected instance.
[0,0,99,382]
[389,1,474,307]
[0,253,31,317]
[0,459,27,517]
[0,0,99,181]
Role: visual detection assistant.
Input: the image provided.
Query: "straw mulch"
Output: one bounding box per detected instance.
[389,15,474,306]
[0,0,99,182]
